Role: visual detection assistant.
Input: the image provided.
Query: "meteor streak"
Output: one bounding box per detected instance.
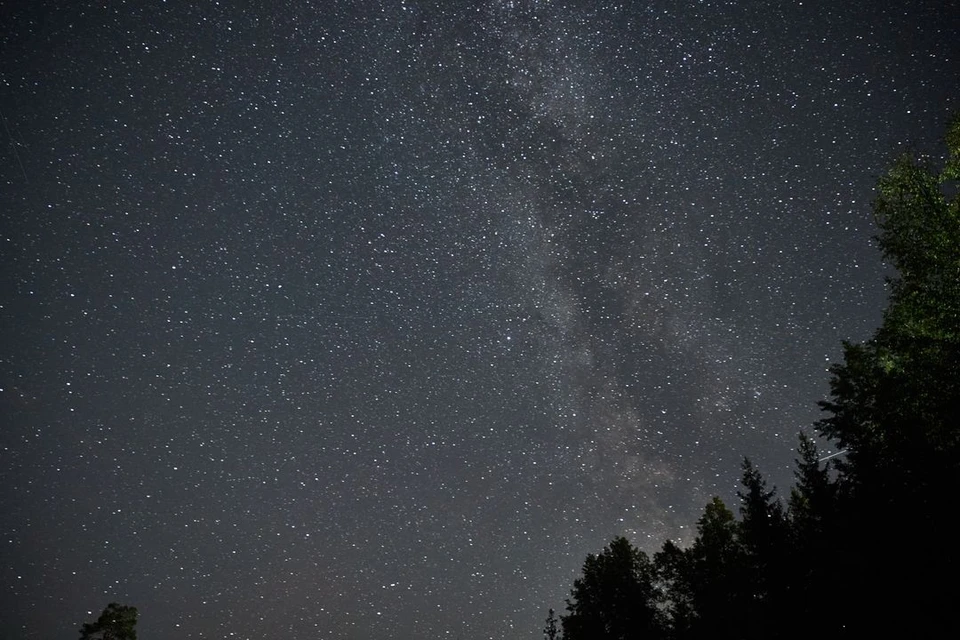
[818,449,849,462]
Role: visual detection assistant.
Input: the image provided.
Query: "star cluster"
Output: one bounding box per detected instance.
[1,1,958,638]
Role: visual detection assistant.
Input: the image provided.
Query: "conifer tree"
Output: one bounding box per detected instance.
[561,536,665,640]
[816,114,960,637]
[653,539,695,639]
[543,608,561,640]
[736,459,788,639]
[686,497,744,640]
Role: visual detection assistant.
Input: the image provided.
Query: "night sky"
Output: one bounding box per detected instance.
[1,1,958,638]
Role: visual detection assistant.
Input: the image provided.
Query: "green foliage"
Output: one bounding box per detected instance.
[945,112,960,180]
[79,603,138,640]
[812,112,960,638]
[547,113,960,640]
[820,114,960,487]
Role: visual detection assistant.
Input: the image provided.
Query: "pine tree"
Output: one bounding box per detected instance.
[787,433,836,534]
[685,497,744,640]
[784,433,843,639]
[736,459,788,639]
[544,607,561,640]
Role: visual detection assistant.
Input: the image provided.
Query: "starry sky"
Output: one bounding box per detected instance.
[1,1,958,638]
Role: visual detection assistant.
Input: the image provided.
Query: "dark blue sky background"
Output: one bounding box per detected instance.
[2,1,958,638]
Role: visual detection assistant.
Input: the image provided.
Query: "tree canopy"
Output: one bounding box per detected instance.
[545,114,960,640]
[561,536,665,640]
[79,603,138,640]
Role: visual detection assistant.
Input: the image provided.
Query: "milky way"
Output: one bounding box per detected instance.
[2,1,958,638]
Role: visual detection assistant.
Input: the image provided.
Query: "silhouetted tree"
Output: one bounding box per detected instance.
[820,113,960,494]
[784,433,842,638]
[653,539,695,639]
[816,113,960,637]
[787,433,836,536]
[561,536,665,640]
[684,497,744,640]
[544,607,561,640]
[736,459,788,639]
[79,603,138,640]
[546,113,960,640]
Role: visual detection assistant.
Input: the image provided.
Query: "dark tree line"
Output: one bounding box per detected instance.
[80,603,138,640]
[547,114,960,640]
